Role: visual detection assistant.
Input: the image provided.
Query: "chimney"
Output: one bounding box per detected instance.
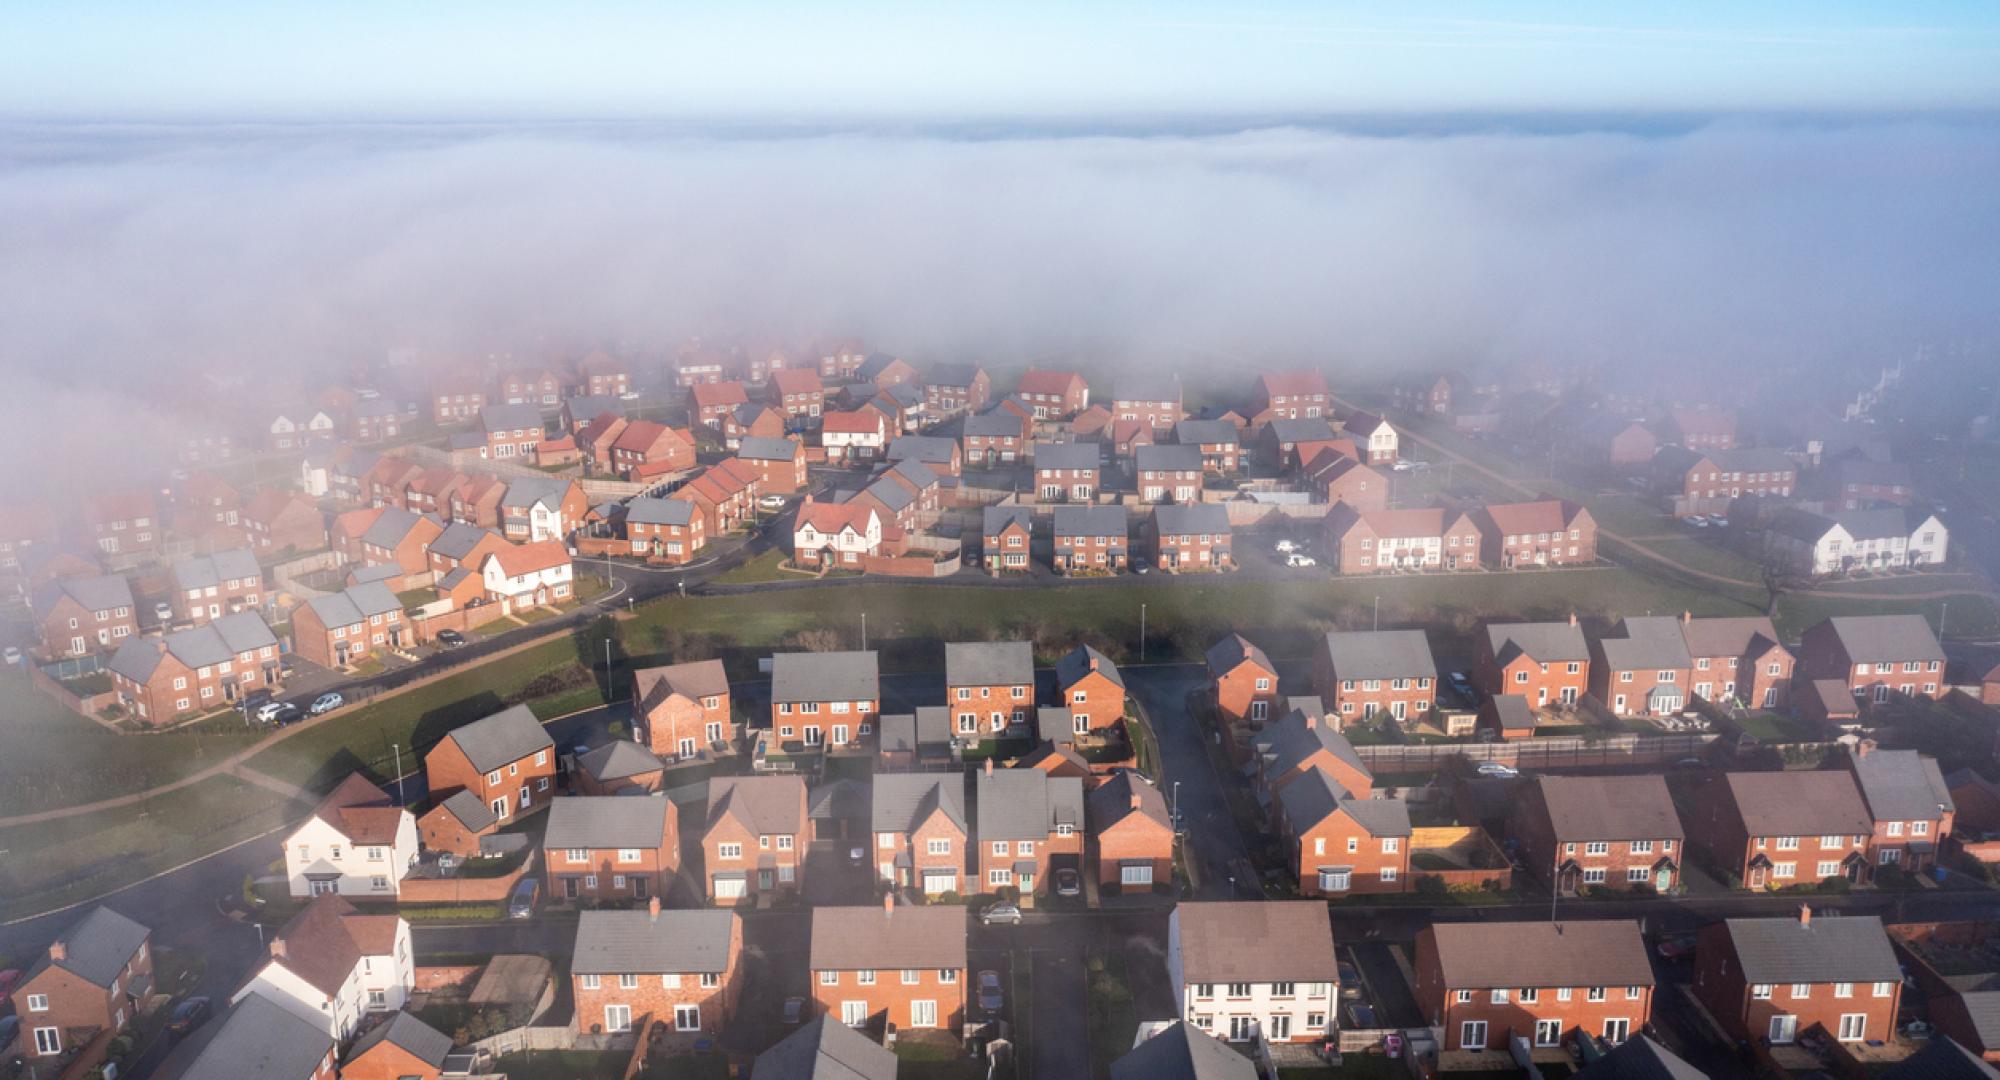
[1799,904,1812,927]
[985,757,994,777]
[648,895,661,922]
[1857,739,1875,758]
[1568,612,1578,627]
[270,938,288,959]
[1305,714,1317,730]
[48,941,66,962]
[1131,792,1144,810]
[1682,610,1692,625]
[1089,656,1099,671]
[883,891,896,917]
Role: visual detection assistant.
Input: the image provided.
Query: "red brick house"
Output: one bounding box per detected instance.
[1275,768,1411,896]
[981,506,1034,575]
[1174,420,1243,474]
[770,650,878,750]
[543,796,679,903]
[871,772,968,896]
[1303,453,1388,512]
[1311,630,1437,728]
[422,704,557,823]
[1087,771,1171,895]
[1681,614,1795,711]
[691,381,750,429]
[1052,505,1128,573]
[922,363,990,417]
[856,352,919,387]
[168,548,264,624]
[1797,614,1946,706]
[635,658,733,763]
[1261,418,1338,471]
[574,411,628,473]
[1581,415,1659,470]
[576,351,631,398]
[963,409,1030,466]
[32,573,136,658]
[609,421,696,481]
[1588,616,1694,717]
[8,907,153,1069]
[1056,645,1125,735]
[975,766,1085,902]
[479,404,544,460]
[1032,442,1100,502]
[1661,406,1738,451]
[1251,705,1374,798]
[359,506,445,577]
[702,775,809,904]
[1477,500,1596,568]
[571,741,665,797]
[1252,371,1330,426]
[1111,375,1183,432]
[425,521,509,578]
[500,368,564,407]
[1136,444,1204,503]
[810,902,967,1034]
[292,581,406,668]
[449,475,507,530]
[340,1011,453,1080]
[571,905,744,1050]
[622,497,707,565]
[1651,446,1797,514]
[80,489,160,557]
[0,500,59,575]
[108,611,280,722]
[1685,771,1872,889]
[812,340,868,380]
[1845,745,1955,878]
[1207,633,1280,731]
[1509,775,1684,896]
[1322,505,1484,573]
[946,641,1034,739]
[1473,618,1590,707]
[1148,503,1232,573]
[349,399,404,442]
[415,790,499,858]
[887,434,963,477]
[1693,911,1901,1048]
[770,368,825,423]
[1417,920,1655,1051]
[737,436,808,494]
[670,459,761,535]
[673,344,729,387]
[722,403,786,450]
[1833,459,1915,510]
[1016,369,1089,419]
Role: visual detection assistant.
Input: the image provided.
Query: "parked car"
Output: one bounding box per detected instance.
[619,390,642,401]
[1130,559,1150,575]
[1,646,19,666]
[1681,515,1708,528]
[1655,933,1698,961]
[269,702,303,726]
[436,629,467,648]
[1338,961,1363,998]
[977,970,1005,1013]
[782,997,806,1025]
[1446,671,1476,701]
[980,903,1023,926]
[153,600,175,622]
[0,1015,16,1053]
[1345,1001,1379,1028]
[848,845,866,866]
[758,494,788,509]
[1274,539,1298,554]
[239,690,272,714]
[507,877,539,919]
[1054,868,1082,897]
[1391,459,1416,472]
[167,997,212,1035]
[309,692,344,715]
[1285,554,1317,568]
[1708,515,1730,528]
[1474,762,1519,779]
[254,701,289,724]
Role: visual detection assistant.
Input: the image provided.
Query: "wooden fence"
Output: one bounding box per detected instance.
[1353,732,1717,772]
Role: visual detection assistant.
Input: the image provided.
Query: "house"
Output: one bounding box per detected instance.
[415,790,499,858]
[283,774,416,899]
[1651,446,1797,514]
[7,907,152,1068]
[670,459,762,536]
[856,352,920,387]
[1252,371,1330,425]
[0,500,60,575]
[1175,420,1243,474]
[292,581,403,669]
[497,368,562,407]
[1589,616,1694,717]
[564,740,662,798]
[168,548,263,623]
[1251,705,1374,798]
[721,402,786,450]
[404,466,471,517]
[478,539,571,612]
[1415,920,1654,1052]
[499,476,587,543]
[340,1010,453,1080]
[1167,901,1338,1043]
[349,398,404,442]
[1111,375,1184,432]
[946,641,1035,738]
[479,404,544,460]
[449,474,507,530]
[1136,444,1204,503]
[1322,505,1485,574]
[754,1014,900,1079]
[107,611,282,722]
[1207,633,1280,730]
[80,489,160,556]
[812,901,967,1033]
[425,521,509,578]
[574,411,629,472]
[1016,369,1089,418]
[1055,644,1125,735]
[794,499,890,569]
[1686,771,1873,889]
[544,796,679,903]
[1477,500,1596,568]
[1509,776,1684,896]
[1834,458,1916,510]
[32,573,136,658]
[1311,630,1438,727]
[922,363,990,417]
[1303,452,1387,512]
[234,896,413,1039]
[1149,504,1232,572]
[821,407,891,463]
[17,545,101,589]
[1274,767,1411,896]
[267,408,338,451]
[608,421,696,481]
[1032,442,1100,503]
[1260,417,1338,470]
[1681,614,1795,710]
[770,368,826,424]
[814,340,868,380]
[1113,1022,1255,1080]
[958,410,1024,469]
[575,352,631,398]
[1473,618,1590,708]
[739,436,809,494]
[631,658,732,763]
[1766,507,1949,576]
[887,434,963,477]
[703,775,810,903]
[1845,745,1955,877]
[872,772,969,896]
[154,993,336,1080]
[673,346,730,387]
[560,394,624,434]
[360,506,445,577]
[571,905,744,1049]
[1797,614,1946,704]
[1052,505,1128,573]
[1661,406,1738,450]
[615,498,702,566]
[691,380,751,429]
[1693,910,1902,1047]
[1087,771,1173,896]
[975,766,1084,902]
[980,506,1034,575]
[770,650,879,749]
[1341,411,1398,464]
[422,704,557,823]
[852,459,942,532]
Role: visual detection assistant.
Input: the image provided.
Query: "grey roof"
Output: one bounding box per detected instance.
[963,410,1022,438]
[353,397,401,418]
[771,650,879,703]
[344,1010,453,1070]
[1034,442,1099,470]
[39,906,150,988]
[1535,775,1683,842]
[571,908,738,975]
[889,435,958,464]
[1723,770,1873,836]
[856,353,908,381]
[872,772,966,834]
[1720,914,1900,984]
[810,904,967,971]
[41,572,134,615]
[1598,616,1694,672]
[1484,694,1534,728]
[1153,503,1231,536]
[1056,644,1124,691]
[708,775,808,836]
[1053,505,1126,539]
[1113,374,1181,402]
[732,401,771,425]
[753,1015,900,1080]
[499,476,569,513]
[1321,629,1437,681]
[481,403,543,432]
[738,436,799,461]
[1276,766,1405,835]
[170,548,260,592]
[982,505,1034,536]
[1485,620,1591,664]
[577,740,664,783]
[428,521,499,561]
[361,505,431,549]
[859,475,915,513]
[545,796,672,850]
[1265,417,1337,444]
[1174,419,1240,447]
[305,580,403,628]
[1710,447,1796,473]
[624,497,695,526]
[156,992,333,1080]
[1680,616,1784,660]
[885,458,939,490]
[1038,706,1077,744]
[1851,749,1954,823]
[437,566,472,591]
[1088,770,1172,832]
[1136,444,1204,473]
[348,561,402,584]
[925,362,985,388]
[1824,614,1945,663]
[1572,1036,1708,1080]
[807,778,872,824]
[1173,901,1336,983]
[1881,1039,2000,1080]
[566,394,622,420]
[1342,793,1414,839]
[1112,1022,1257,1080]
[1205,633,1272,674]
[1255,711,1371,783]
[447,431,486,451]
[879,706,949,753]
[111,613,278,683]
[1428,920,1654,989]
[978,770,1085,841]
[946,640,1033,688]
[443,704,555,774]
[1837,507,1925,542]
[437,789,497,833]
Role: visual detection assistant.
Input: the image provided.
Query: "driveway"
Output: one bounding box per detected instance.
[1123,664,1254,898]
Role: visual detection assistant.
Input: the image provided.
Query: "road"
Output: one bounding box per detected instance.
[1124,664,1254,899]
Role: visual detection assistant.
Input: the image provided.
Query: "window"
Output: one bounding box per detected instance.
[1773,862,1796,879]
[580,974,601,990]
[858,970,876,985]
[1627,867,1649,883]
[1491,989,1510,1004]
[1271,982,1295,997]
[1582,868,1607,884]
[1379,867,1398,883]
[1753,984,1772,999]
[1227,983,1253,998]
[1887,821,1904,837]
[674,1004,701,1032]
[700,973,720,988]
[618,849,641,863]
[1017,840,1034,856]
[1838,1014,1866,1042]
[1197,984,1214,999]
[820,971,839,986]
[911,1000,938,1028]
[927,838,951,856]
[1835,982,1853,998]
[1603,1018,1631,1042]
[1455,990,1472,1004]
[1460,1020,1488,1049]
[27,994,49,1012]
[1629,840,1653,855]
[1775,836,1800,850]
[1791,984,1811,999]
[1557,988,1572,1001]
[604,1004,632,1033]
[1584,841,1609,856]
[1318,868,1351,892]
[718,843,742,859]
[619,973,639,989]
[902,969,920,985]
[34,1028,60,1055]
[1381,837,1400,854]
[941,969,959,983]
[992,841,1008,856]
[1587,987,1606,1002]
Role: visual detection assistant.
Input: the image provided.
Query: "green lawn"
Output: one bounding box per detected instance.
[1583,492,1679,537]
[1732,712,1824,743]
[0,774,298,920]
[0,670,265,815]
[713,548,793,584]
[1616,535,1763,583]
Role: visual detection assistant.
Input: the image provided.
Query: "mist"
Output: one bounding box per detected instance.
[3,117,1998,491]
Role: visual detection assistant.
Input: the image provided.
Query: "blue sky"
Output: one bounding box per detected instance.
[6,1,2000,119]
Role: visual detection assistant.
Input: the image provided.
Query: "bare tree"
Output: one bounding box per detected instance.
[1757,547,1814,617]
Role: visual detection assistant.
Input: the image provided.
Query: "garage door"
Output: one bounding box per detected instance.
[714,876,747,900]
[922,870,956,895]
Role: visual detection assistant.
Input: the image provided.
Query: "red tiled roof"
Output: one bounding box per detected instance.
[1481,499,1582,536]
[241,488,311,523]
[821,409,885,435]
[333,507,385,540]
[84,489,157,524]
[487,539,570,577]
[1669,407,1737,439]
[1353,507,1449,536]
[1258,371,1329,398]
[1017,369,1083,396]
[798,499,877,535]
[690,381,749,409]
[772,369,823,394]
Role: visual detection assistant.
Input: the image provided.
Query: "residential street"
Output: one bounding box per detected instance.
[1123,663,1255,898]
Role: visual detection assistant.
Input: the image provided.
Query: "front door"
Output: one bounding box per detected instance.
[563,876,580,899]
[1769,1015,1798,1044]
[1655,865,1673,891]
[518,785,531,811]
[633,876,648,900]
[759,869,775,891]
[1749,864,1766,888]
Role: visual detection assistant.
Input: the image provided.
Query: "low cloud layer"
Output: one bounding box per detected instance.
[2,118,1997,489]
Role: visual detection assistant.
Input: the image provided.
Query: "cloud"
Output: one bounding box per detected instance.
[1,118,1996,490]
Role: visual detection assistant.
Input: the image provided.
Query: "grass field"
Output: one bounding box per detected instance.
[713,548,793,584]
[1616,534,1763,583]
[0,670,265,815]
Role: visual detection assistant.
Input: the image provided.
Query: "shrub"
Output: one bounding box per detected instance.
[1817,876,1851,894]
[1414,876,1449,898]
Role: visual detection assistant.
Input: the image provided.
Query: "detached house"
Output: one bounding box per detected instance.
[478,539,572,613]
[1477,500,1596,568]
[500,369,563,407]
[422,704,557,823]
[1694,911,1901,1048]
[571,906,744,1050]
[1168,901,1338,1044]
[360,506,445,577]
[499,477,588,544]
[1589,616,1694,717]
[1303,452,1387,512]
[1797,614,1946,704]
[1148,503,1233,572]
[691,380,750,429]
[634,658,734,762]
[1016,369,1089,418]
[723,403,787,450]
[810,902,968,1033]
[1088,771,1173,896]
[81,490,160,557]
[821,407,890,463]
[1416,920,1655,1052]
[1033,442,1100,502]
[108,611,280,722]
[1175,420,1243,474]
[1681,614,1794,710]
[887,434,963,477]
[793,499,889,569]
[1052,505,1128,573]
[1261,417,1339,471]
[1688,771,1873,889]
[1322,505,1485,574]
[1652,446,1797,514]
[922,363,990,417]
[291,581,403,669]
[1474,619,1590,708]
[1111,375,1184,432]
[1207,633,1280,731]
[946,641,1035,738]
[479,404,544,460]
[33,573,136,658]
[981,506,1034,574]
[963,409,1028,466]
[1252,371,1330,426]
[576,351,630,397]
[872,772,969,896]
[1845,745,1955,877]
[770,650,879,749]
[1509,776,1684,896]
[1311,629,1437,727]
[235,896,413,1039]
[739,436,809,494]
[1340,411,1398,464]
[1252,703,1374,800]
[1055,644,1125,735]
[770,368,826,424]
[610,421,696,481]
[8,907,152,1069]
[1136,444,1204,504]
[169,548,263,624]
[1275,767,1411,896]
[975,766,1085,902]
[703,775,809,904]
[1662,406,1738,450]
[544,796,679,903]
[283,774,417,899]
[856,352,919,387]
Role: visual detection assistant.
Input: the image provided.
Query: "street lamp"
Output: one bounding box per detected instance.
[391,744,404,806]
[1140,603,1148,663]
[861,612,868,651]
